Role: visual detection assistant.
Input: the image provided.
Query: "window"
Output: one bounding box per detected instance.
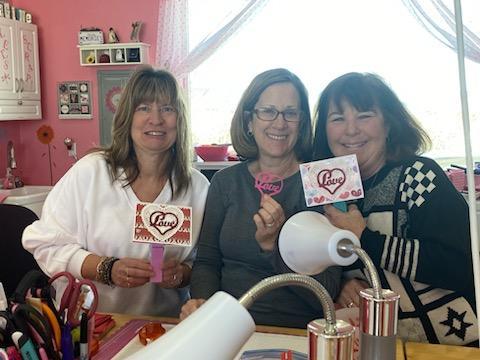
[188,0,480,167]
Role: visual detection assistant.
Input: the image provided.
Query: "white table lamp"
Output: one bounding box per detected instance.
[278,211,399,360]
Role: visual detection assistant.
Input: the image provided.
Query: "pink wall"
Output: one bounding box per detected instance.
[0,0,160,185]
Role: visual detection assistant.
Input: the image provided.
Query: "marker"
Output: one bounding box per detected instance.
[0,348,8,360]
[11,332,39,360]
[79,312,89,360]
[37,347,48,360]
[0,283,7,311]
[6,346,21,360]
[61,323,74,360]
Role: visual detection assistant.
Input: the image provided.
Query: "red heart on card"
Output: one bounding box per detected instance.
[351,189,363,197]
[339,191,350,199]
[149,211,179,235]
[313,196,325,203]
[317,168,346,195]
[141,204,184,242]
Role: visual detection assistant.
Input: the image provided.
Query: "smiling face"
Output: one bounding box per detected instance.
[131,102,177,157]
[249,82,301,163]
[326,100,389,179]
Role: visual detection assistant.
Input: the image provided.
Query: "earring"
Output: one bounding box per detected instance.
[247,123,253,137]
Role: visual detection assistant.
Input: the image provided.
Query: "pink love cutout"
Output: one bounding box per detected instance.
[317,168,346,195]
[255,172,283,196]
[149,211,179,235]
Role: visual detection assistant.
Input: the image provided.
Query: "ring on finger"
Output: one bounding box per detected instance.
[126,276,130,288]
[347,301,355,308]
[173,274,177,281]
[266,222,274,228]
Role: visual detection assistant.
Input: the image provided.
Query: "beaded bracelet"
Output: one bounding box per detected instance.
[96,256,119,286]
[95,256,107,282]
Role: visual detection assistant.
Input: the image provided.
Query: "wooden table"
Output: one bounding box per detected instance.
[405,341,480,360]
[109,313,306,336]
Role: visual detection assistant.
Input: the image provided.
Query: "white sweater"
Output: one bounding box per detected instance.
[22,152,209,316]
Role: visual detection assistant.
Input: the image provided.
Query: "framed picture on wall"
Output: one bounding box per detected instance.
[58,81,93,119]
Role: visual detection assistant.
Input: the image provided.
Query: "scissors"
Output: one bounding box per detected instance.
[49,272,98,327]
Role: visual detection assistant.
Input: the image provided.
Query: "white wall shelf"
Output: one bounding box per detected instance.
[78,43,150,66]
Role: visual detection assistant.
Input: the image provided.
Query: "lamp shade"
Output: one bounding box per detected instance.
[278,211,361,275]
[127,291,255,359]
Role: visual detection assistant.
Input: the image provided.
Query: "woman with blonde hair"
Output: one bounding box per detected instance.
[23,66,209,316]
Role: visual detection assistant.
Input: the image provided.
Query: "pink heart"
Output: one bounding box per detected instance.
[149,211,179,235]
[317,168,346,195]
[351,189,363,197]
[255,172,284,196]
[313,195,325,203]
[339,191,350,199]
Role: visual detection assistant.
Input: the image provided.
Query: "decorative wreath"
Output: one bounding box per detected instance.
[105,86,123,113]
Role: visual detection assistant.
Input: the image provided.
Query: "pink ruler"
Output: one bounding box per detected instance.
[92,319,151,360]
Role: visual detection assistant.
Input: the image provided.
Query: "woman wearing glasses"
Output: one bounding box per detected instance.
[181,68,341,328]
[23,66,209,317]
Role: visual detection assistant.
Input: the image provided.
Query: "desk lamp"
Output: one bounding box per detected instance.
[278,211,400,360]
[128,273,354,360]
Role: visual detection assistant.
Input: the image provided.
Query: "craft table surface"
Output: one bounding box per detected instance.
[104,313,406,359]
[404,341,480,359]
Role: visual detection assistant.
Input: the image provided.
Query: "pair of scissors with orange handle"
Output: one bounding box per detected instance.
[49,272,98,327]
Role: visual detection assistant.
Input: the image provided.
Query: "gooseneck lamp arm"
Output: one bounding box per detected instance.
[239,273,337,334]
[338,240,382,299]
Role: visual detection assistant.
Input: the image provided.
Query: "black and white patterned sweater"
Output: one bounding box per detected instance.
[345,156,478,346]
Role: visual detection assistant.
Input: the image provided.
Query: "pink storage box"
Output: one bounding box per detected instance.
[445,169,480,191]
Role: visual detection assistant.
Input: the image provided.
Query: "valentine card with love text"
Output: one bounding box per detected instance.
[300,154,364,206]
[133,203,192,247]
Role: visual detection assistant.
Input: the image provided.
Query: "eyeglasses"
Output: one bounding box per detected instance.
[253,107,302,123]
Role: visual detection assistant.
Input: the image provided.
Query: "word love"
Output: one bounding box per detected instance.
[254,172,284,197]
[149,211,179,235]
[317,168,346,195]
[139,203,185,243]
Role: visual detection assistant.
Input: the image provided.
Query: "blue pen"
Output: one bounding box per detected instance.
[61,323,74,360]
[11,331,39,360]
